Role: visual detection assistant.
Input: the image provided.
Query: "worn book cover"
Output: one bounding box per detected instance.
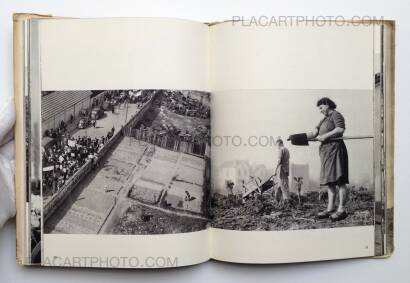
[14,14,394,267]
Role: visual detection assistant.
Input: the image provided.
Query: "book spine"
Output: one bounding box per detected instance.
[384,21,395,256]
[13,12,52,266]
[13,12,28,266]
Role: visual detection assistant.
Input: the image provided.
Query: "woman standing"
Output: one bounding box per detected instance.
[307,97,349,221]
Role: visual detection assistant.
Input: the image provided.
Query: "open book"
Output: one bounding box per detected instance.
[14,14,395,268]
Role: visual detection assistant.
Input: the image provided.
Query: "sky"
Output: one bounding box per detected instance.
[211,89,374,189]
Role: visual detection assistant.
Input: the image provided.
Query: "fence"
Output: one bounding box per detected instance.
[123,128,209,157]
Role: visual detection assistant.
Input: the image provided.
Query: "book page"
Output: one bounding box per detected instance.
[209,21,385,263]
[24,17,211,268]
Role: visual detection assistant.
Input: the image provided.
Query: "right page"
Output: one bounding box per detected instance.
[209,20,394,263]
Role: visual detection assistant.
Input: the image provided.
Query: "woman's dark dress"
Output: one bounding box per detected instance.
[317,110,349,186]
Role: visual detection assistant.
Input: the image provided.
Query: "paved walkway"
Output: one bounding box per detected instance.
[71,103,139,139]
[44,137,149,234]
[44,137,207,234]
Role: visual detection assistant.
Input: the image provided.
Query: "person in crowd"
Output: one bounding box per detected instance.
[42,128,114,195]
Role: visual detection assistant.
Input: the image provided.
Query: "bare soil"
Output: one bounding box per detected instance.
[112,203,209,234]
[211,187,374,231]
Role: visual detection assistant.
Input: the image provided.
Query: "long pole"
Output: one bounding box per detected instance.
[310,135,373,142]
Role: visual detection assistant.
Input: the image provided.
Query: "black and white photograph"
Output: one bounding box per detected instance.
[41,89,211,235]
[211,89,375,231]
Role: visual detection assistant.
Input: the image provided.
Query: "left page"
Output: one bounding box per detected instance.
[16,16,211,268]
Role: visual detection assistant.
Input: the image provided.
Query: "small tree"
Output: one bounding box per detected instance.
[293,177,304,204]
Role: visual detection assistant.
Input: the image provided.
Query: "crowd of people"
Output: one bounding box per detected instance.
[42,127,115,196]
[41,89,157,198]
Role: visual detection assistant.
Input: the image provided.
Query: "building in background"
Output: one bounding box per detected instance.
[41,90,107,134]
